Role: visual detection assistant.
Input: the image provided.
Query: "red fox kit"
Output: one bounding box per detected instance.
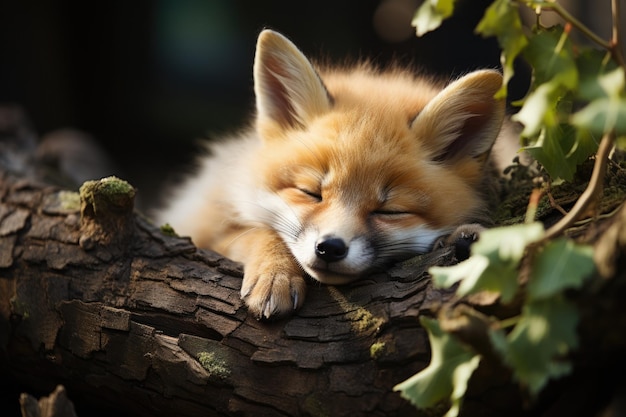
[156,29,506,319]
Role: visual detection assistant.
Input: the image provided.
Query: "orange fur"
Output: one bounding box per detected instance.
[155,30,507,319]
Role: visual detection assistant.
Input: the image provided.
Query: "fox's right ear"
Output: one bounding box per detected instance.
[412,70,505,164]
[254,30,332,135]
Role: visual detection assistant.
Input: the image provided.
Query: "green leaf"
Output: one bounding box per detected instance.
[513,82,562,137]
[430,223,544,303]
[524,124,577,181]
[527,239,595,301]
[513,27,579,140]
[475,0,528,97]
[597,66,626,97]
[572,66,626,135]
[571,96,626,136]
[513,26,579,138]
[412,0,457,37]
[576,48,619,101]
[567,128,600,166]
[432,254,523,303]
[570,51,626,137]
[489,296,579,395]
[523,27,578,89]
[394,317,480,417]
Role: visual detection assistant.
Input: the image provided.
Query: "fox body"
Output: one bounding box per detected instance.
[156,30,507,319]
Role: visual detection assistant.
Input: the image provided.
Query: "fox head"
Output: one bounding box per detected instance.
[242,29,505,285]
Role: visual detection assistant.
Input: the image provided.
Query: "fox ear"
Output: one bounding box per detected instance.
[412,70,505,163]
[254,30,332,132]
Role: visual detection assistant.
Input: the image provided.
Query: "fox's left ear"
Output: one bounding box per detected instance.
[253,29,332,135]
[412,70,505,163]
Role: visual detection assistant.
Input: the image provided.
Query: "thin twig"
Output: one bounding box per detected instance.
[545,180,568,216]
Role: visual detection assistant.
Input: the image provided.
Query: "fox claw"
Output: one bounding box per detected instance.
[262,295,276,319]
[241,270,306,320]
[292,290,299,310]
[435,223,485,261]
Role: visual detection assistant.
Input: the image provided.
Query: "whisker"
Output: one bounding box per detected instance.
[222,226,262,252]
[226,196,303,242]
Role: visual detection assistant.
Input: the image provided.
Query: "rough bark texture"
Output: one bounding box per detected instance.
[0,170,466,417]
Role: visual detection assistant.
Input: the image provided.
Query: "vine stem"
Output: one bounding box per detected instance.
[543,130,615,241]
[610,0,626,71]
[528,0,626,72]
[530,1,611,49]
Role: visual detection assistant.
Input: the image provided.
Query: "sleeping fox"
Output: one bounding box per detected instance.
[155,29,509,319]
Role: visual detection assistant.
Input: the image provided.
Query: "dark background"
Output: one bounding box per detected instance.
[0,0,530,211]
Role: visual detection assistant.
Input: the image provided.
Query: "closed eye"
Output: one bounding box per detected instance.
[372,210,412,217]
[298,188,322,202]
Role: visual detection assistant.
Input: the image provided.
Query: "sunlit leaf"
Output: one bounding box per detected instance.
[576,48,618,101]
[489,296,579,395]
[527,239,595,301]
[430,254,520,300]
[475,0,528,97]
[471,222,544,262]
[571,95,626,136]
[394,317,480,417]
[412,0,457,37]
[513,82,561,137]
[597,66,626,96]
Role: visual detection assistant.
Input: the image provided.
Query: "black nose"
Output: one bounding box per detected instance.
[315,237,348,262]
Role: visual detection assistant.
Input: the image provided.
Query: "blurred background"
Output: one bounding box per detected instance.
[0,0,616,211]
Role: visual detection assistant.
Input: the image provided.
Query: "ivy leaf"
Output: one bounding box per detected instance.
[524,123,591,181]
[513,82,562,137]
[431,254,521,303]
[475,0,528,97]
[430,223,544,303]
[523,27,578,89]
[567,127,600,167]
[527,238,595,301]
[572,96,626,136]
[394,317,480,417]
[412,0,457,36]
[513,27,578,138]
[576,48,618,101]
[572,67,626,135]
[489,296,579,395]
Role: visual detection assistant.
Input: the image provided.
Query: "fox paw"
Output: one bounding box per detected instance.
[240,267,306,320]
[435,223,486,261]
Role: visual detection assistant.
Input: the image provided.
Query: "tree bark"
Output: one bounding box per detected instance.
[0,170,462,417]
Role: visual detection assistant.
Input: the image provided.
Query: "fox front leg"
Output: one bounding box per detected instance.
[238,230,306,319]
[435,223,486,261]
